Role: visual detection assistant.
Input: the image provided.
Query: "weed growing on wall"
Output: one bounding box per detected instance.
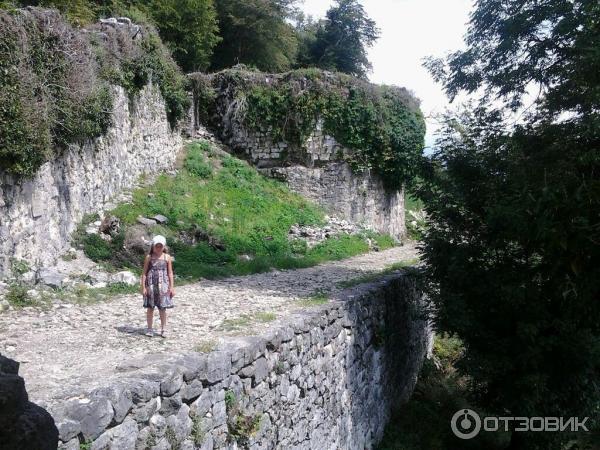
[0,7,188,178]
[193,68,426,191]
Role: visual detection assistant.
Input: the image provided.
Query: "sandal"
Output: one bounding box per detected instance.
[145,329,154,337]
[160,329,166,338]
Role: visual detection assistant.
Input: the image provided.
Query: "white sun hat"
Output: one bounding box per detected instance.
[152,235,166,246]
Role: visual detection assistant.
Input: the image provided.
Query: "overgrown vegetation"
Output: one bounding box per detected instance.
[4,258,32,307]
[0,8,111,177]
[224,390,263,446]
[74,140,395,281]
[193,68,425,191]
[417,0,600,448]
[101,30,190,128]
[3,0,382,78]
[376,334,509,450]
[0,6,188,178]
[404,193,426,240]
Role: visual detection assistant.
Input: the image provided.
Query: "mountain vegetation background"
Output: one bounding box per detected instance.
[0,0,379,77]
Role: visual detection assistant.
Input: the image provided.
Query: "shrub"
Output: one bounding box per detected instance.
[82,234,113,261]
[0,7,188,178]
[0,8,113,178]
[5,282,30,307]
[192,68,426,191]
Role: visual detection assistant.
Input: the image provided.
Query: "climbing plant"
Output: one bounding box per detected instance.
[197,68,425,191]
[0,7,189,178]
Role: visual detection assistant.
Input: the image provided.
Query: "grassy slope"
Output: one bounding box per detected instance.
[76,140,395,283]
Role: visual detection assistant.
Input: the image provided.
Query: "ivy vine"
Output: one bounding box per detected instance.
[200,68,426,191]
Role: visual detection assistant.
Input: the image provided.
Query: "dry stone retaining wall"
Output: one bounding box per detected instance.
[50,273,430,450]
[0,84,182,278]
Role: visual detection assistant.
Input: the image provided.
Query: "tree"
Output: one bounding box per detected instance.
[292,11,319,69]
[143,0,220,73]
[419,1,600,448]
[211,0,299,72]
[303,0,379,78]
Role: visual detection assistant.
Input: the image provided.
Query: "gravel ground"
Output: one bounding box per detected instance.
[0,242,420,406]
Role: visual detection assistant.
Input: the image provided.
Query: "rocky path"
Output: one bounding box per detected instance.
[0,243,419,407]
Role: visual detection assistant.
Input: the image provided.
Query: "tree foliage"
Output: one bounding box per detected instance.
[298,0,380,78]
[210,0,299,72]
[419,1,600,448]
[138,0,220,72]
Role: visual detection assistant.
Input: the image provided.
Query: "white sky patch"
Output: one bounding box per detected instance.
[300,0,474,150]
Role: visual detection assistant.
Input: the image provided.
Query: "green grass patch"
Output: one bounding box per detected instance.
[75,140,395,282]
[194,339,218,353]
[219,315,253,332]
[298,288,329,307]
[336,257,420,289]
[405,192,426,241]
[253,311,276,322]
[218,311,276,333]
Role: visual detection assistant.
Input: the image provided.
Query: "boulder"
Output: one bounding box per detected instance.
[110,271,138,286]
[91,418,138,450]
[37,268,64,289]
[152,214,168,224]
[137,216,157,227]
[124,225,152,256]
[63,396,114,441]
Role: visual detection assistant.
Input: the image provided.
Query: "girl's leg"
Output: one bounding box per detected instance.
[146,307,154,330]
[159,309,167,333]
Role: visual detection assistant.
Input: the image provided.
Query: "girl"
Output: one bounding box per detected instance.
[141,235,175,337]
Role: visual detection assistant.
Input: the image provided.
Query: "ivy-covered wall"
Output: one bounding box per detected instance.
[189,67,425,192]
[0,7,189,179]
[0,9,185,278]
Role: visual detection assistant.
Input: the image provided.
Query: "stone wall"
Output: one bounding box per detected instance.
[191,94,406,240]
[0,84,183,278]
[0,354,59,450]
[48,273,431,450]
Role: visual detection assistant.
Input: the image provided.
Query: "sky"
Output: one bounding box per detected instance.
[300,0,474,150]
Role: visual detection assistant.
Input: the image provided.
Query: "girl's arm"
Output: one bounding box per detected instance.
[141,255,149,293]
[167,255,175,297]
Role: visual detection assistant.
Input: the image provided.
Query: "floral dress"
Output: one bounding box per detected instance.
[143,253,174,309]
